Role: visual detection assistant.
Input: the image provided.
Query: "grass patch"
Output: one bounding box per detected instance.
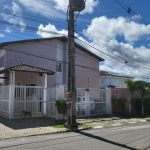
[53,124,65,128]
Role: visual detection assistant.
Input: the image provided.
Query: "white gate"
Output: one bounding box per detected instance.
[76,88,106,118]
[0,86,9,113]
[14,86,43,115]
[45,87,56,118]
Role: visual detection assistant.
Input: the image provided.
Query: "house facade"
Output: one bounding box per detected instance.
[100,71,133,89]
[0,36,104,88]
[0,36,107,119]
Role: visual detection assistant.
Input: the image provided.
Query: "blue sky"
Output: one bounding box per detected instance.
[0,0,150,80]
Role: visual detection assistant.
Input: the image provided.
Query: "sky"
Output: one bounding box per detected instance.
[0,0,150,81]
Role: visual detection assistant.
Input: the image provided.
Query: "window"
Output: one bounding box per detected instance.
[114,89,119,98]
[0,56,4,68]
[56,62,62,72]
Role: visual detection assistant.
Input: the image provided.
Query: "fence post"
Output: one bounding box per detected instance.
[43,73,47,115]
[106,88,112,115]
[9,71,15,119]
[85,89,90,117]
[24,87,26,111]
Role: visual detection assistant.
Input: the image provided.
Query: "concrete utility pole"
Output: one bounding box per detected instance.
[65,0,85,131]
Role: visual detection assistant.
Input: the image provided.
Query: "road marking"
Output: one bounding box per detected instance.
[128,121,137,124]
[111,123,122,126]
[93,126,103,129]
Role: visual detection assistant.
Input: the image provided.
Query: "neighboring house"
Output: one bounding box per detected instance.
[100,71,133,89]
[0,36,105,119]
[0,36,104,88]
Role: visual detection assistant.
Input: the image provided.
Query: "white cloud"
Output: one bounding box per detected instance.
[0,2,26,32]
[19,0,98,17]
[12,2,22,13]
[18,0,65,19]
[4,27,11,33]
[84,16,150,43]
[82,0,99,14]
[37,23,68,38]
[0,33,4,37]
[54,0,99,14]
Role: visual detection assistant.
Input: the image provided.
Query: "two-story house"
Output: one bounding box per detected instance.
[0,36,104,88]
[0,36,104,119]
[100,71,133,89]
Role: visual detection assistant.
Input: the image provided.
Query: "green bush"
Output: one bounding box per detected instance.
[133,98,150,115]
[55,100,67,120]
[112,97,127,114]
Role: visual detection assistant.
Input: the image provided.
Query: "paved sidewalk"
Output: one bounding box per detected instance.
[0,117,67,140]
[0,116,150,140]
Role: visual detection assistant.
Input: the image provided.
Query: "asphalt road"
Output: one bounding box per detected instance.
[0,122,150,150]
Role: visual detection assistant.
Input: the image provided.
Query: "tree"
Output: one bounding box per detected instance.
[135,81,148,115]
[125,79,136,115]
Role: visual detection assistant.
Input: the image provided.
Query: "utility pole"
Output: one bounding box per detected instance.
[65,0,85,131]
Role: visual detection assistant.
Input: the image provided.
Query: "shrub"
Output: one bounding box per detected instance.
[112,97,127,114]
[55,100,67,120]
[133,98,150,115]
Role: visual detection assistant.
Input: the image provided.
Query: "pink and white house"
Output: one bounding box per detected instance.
[0,36,105,119]
[100,71,133,89]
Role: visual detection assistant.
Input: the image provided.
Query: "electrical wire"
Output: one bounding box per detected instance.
[75,37,150,77]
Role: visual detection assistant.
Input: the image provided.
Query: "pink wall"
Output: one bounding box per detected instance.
[3,39,101,88]
[63,45,100,88]
[5,40,57,87]
[111,87,123,98]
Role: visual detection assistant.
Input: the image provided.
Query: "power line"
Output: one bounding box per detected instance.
[0,19,67,36]
[76,27,150,71]
[114,0,150,31]
[75,17,150,74]
[4,47,100,72]
[75,37,150,77]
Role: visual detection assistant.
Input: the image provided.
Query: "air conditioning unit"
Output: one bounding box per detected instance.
[70,0,85,12]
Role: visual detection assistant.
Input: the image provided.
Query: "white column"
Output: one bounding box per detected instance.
[106,88,112,114]
[85,89,90,117]
[9,71,15,119]
[43,73,47,115]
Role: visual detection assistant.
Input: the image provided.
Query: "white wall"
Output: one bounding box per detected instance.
[56,40,63,85]
[100,76,129,88]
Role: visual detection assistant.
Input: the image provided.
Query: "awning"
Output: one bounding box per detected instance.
[0,64,55,75]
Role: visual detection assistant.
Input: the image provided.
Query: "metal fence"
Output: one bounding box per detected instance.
[89,88,106,116]
[14,86,43,115]
[46,87,56,118]
[76,88,106,118]
[0,86,9,113]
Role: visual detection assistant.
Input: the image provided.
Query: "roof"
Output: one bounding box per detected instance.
[0,64,55,75]
[0,36,104,62]
[99,71,134,79]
